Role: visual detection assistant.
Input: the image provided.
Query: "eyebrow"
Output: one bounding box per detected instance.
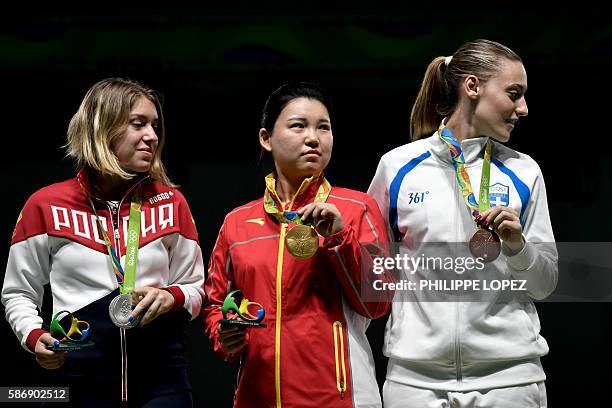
[129,113,158,121]
[286,116,330,123]
[508,84,527,92]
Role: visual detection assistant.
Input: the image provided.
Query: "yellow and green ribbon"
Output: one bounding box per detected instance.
[263,173,332,224]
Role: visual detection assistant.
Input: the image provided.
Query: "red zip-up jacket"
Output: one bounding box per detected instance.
[2,169,205,403]
[203,174,391,408]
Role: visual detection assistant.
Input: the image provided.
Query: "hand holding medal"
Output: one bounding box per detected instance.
[438,122,509,262]
[469,210,502,263]
[264,176,336,260]
[296,202,344,238]
[474,206,524,256]
[284,202,344,259]
[128,287,175,326]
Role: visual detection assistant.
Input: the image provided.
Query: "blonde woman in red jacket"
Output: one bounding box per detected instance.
[203,82,391,407]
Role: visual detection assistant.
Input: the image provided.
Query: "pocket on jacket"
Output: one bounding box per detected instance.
[332,321,347,400]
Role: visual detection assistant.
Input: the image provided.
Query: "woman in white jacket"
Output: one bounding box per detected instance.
[368,39,557,407]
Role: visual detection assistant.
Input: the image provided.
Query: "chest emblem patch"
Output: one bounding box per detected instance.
[489,183,510,207]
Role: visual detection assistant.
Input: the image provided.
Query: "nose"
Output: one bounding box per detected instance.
[143,124,159,142]
[516,97,528,118]
[304,127,319,146]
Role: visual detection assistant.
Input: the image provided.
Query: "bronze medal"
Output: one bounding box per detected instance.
[285,224,319,259]
[469,228,501,263]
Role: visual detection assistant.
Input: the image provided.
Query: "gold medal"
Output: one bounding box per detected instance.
[468,228,501,263]
[285,224,319,259]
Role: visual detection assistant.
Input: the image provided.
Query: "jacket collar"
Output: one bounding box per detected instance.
[429,131,490,167]
[76,168,149,203]
[264,172,325,211]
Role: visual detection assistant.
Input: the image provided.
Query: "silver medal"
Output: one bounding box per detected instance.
[109,294,139,329]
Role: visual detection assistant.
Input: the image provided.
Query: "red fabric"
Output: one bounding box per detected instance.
[163,286,185,313]
[203,183,391,407]
[12,169,198,252]
[26,328,48,353]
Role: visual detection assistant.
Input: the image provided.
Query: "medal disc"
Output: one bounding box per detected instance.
[285,224,319,259]
[109,294,139,329]
[469,228,501,262]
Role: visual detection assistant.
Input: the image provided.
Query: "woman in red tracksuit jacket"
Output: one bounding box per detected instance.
[203,82,391,407]
[2,78,204,407]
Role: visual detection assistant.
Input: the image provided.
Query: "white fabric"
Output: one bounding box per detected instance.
[341,297,382,407]
[383,379,546,408]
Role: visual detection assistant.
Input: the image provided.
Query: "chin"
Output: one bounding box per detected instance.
[301,163,324,173]
[491,131,511,143]
[127,164,152,174]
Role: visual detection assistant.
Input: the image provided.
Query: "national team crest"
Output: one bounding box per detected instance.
[489,183,509,207]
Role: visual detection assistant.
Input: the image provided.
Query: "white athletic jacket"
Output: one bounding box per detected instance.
[368,133,558,391]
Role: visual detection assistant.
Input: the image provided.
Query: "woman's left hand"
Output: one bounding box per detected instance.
[130,287,175,326]
[297,202,344,237]
[477,206,524,255]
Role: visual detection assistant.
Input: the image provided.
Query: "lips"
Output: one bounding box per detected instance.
[302,149,321,156]
[138,149,153,158]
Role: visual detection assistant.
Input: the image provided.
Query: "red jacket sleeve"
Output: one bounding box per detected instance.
[202,222,244,362]
[322,195,393,319]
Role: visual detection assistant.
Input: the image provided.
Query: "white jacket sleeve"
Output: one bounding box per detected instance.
[166,233,205,319]
[2,233,50,352]
[164,192,205,319]
[367,157,393,242]
[505,163,558,300]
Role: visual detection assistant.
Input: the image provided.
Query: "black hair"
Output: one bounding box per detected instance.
[260,81,333,131]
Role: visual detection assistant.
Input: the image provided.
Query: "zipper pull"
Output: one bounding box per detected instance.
[113,222,120,240]
[340,381,345,400]
[110,203,119,239]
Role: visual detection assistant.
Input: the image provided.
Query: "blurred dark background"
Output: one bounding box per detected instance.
[1,7,611,406]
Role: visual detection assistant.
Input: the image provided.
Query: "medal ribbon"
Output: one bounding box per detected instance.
[437,121,492,217]
[263,173,332,225]
[81,185,142,295]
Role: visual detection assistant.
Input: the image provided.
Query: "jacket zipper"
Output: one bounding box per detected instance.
[454,302,463,386]
[88,176,147,403]
[107,200,130,402]
[273,180,314,407]
[333,321,347,399]
[275,223,287,408]
[106,195,133,402]
[452,174,463,387]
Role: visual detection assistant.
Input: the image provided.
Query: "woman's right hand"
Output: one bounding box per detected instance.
[217,323,248,355]
[34,333,67,369]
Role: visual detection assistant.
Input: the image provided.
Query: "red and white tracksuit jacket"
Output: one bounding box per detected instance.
[2,169,205,401]
[203,174,391,408]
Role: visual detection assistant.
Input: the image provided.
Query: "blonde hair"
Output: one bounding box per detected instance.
[410,39,522,141]
[65,77,175,186]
